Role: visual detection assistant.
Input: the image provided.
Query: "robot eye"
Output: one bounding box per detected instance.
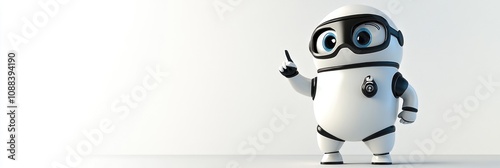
[352,22,386,48]
[316,30,337,54]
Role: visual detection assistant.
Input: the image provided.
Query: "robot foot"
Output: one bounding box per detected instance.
[371,153,392,165]
[320,151,343,164]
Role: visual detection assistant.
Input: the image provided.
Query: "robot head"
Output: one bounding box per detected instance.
[309,5,404,72]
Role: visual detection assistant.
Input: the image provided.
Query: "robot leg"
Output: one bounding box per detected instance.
[362,125,395,165]
[317,125,344,164]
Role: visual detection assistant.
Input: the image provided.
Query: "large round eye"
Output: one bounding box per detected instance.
[315,30,337,54]
[352,22,386,48]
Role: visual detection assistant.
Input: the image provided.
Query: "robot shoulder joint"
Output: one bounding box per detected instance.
[392,72,408,97]
[311,77,317,100]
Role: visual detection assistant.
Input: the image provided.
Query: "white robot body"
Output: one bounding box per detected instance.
[279,5,419,165]
[314,67,398,141]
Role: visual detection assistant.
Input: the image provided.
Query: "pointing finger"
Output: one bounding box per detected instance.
[284,50,293,62]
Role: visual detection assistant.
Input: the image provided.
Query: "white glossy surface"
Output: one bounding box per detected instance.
[80,155,500,168]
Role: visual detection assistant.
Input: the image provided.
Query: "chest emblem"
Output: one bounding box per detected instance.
[361,75,377,98]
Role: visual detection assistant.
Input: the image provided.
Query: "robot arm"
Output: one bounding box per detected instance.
[279,50,313,97]
[392,72,418,124]
[401,84,418,112]
[287,74,312,97]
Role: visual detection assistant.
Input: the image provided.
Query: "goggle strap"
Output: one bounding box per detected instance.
[388,27,404,46]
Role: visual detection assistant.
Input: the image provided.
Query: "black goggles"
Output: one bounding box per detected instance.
[309,14,404,59]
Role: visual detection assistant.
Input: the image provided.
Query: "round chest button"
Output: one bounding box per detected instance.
[362,75,377,98]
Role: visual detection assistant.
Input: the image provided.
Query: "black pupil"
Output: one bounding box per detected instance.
[324,35,336,49]
[356,31,370,45]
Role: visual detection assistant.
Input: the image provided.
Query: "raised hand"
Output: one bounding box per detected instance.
[279,50,299,78]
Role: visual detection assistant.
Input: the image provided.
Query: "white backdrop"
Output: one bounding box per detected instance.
[1,0,500,167]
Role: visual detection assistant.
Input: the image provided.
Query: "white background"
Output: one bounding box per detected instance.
[1,0,500,167]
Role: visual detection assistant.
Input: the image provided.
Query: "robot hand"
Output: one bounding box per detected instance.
[398,111,417,124]
[279,50,299,78]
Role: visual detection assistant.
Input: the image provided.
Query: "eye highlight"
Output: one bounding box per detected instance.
[352,22,386,48]
[315,30,337,54]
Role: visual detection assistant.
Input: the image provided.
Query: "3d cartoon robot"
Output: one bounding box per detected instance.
[279,5,418,164]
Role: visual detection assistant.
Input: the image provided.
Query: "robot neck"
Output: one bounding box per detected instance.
[317,61,399,73]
